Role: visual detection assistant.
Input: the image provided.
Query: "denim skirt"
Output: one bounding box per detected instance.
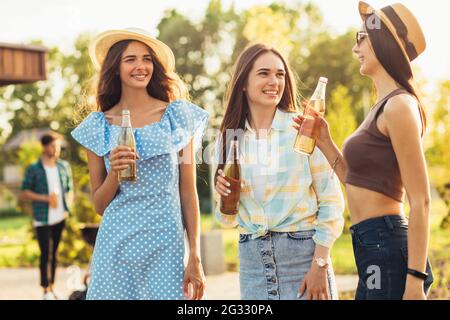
[350,215,434,300]
[238,230,338,300]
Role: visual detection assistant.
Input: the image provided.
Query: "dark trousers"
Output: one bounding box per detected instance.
[350,215,433,300]
[35,219,65,288]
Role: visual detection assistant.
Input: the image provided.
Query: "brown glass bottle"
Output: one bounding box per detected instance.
[118,109,137,182]
[220,139,241,215]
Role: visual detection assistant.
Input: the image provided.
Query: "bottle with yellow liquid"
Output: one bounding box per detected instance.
[220,139,241,215]
[49,191,59,209]
[118,109,137,182]
[293,77,327,155]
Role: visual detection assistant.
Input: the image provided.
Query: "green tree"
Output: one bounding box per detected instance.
[297,30,372,123]
[156,1,240,213]
[426,80,450,229]
[426,80,450,178]
[327,85,357,149]
[326,85,358,232]
[1,36,98,266]
[16,140,42,216]
[17,140,42,169]
[157,9,208,103]
[1,43,65,141]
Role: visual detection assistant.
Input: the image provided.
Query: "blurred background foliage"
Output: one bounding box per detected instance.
[0,0,448,297]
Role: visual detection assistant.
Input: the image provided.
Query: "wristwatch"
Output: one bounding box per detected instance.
[314,257,329,269]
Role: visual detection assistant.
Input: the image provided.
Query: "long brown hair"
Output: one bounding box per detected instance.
[364,16,427,133]
[96,40,188,112]
[216,43,298,176]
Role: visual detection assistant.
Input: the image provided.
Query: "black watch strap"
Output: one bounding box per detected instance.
[407,268,428,280]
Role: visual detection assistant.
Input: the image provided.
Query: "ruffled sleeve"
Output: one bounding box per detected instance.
[164,100,209,154]
[70,112,111,157]
[71,101,209,160]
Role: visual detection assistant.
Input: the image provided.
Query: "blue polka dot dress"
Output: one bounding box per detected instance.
[71,100,209,300]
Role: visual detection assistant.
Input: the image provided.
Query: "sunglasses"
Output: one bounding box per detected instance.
[356,31,369,46]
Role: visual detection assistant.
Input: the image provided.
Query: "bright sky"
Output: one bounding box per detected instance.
[1,0,449,90]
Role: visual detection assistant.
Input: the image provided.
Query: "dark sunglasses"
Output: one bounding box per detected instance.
[356,31,369,46]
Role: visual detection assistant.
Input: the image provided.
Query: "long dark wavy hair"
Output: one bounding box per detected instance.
[215,43,298,177]
[364,15,426,132]
[96,39,188,112]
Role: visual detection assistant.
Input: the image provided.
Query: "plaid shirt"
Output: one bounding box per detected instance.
[21,159,73,224]
[214,108,345,248]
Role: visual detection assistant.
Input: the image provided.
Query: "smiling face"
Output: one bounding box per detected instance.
[244,51,286,110]
[119,41,154,90]
[352,28,380,76]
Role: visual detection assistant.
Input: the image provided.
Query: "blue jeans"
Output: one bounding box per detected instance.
[350,215,434,300]
[238,230,338,300]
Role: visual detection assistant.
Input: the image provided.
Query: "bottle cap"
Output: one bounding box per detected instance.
[122,109,130,115]
[319,77,328,83]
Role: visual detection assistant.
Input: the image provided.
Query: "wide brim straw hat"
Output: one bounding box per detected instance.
[89,27,176,71]
[358,1,426,62]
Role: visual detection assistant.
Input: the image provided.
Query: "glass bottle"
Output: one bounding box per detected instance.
[117,109,137,182]
[293,77,327,155]
[220,139,241,215]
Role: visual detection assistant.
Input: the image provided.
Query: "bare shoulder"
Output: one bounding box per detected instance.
[103,105,122,125]
[154,99,171,116]
[103,104,121,116]
[156,98,170,107]
[384,93,419,117]
[383,93,422,135]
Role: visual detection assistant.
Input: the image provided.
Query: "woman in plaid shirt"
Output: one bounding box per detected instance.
[214,44,345,300]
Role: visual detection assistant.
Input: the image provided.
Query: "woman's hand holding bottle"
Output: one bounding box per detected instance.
[109,146,139,176]
[293,109,332,150]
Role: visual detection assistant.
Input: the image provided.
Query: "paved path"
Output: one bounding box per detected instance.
[0,267,358,300]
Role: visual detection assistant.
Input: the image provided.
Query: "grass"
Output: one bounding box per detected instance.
[200,213,239,271]
[201,213,358,274]
[199,193,450,278]
[0,215,31,232]
[331,233,357,274]
[332,196,450,275]
[0,191,447,300]
[222,228,239,271]
[3,203,448,272]
[0,215,40,267]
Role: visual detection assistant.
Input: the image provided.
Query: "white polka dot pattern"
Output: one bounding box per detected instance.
[71,100,209,300]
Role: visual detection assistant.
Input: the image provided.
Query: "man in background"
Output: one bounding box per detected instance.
[20,132,73,300]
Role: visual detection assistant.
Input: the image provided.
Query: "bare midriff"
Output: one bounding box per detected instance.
[346,183,404,225]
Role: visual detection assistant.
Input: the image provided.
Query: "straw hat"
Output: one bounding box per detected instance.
[358,1,426,62]
[89,27,175,71]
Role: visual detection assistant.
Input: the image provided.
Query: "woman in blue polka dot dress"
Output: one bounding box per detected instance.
[71,28,208,300]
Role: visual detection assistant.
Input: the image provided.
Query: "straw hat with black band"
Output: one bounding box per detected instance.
[358,1,426,62]
[89,27,176,72]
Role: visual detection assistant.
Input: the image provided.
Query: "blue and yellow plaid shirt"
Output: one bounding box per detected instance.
[214,108,344,248]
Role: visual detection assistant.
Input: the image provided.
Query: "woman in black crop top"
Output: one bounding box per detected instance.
[293,1,433,299]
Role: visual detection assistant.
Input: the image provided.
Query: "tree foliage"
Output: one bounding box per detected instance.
[0,0,448,265]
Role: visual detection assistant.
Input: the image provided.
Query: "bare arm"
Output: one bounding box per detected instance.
[298,148,345,300]
[86,146,136,215]
[20,190,49,203]
[178,140,206,300]
[316,139,347,184]
[178,140,202,256]
[384,95,430,299]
